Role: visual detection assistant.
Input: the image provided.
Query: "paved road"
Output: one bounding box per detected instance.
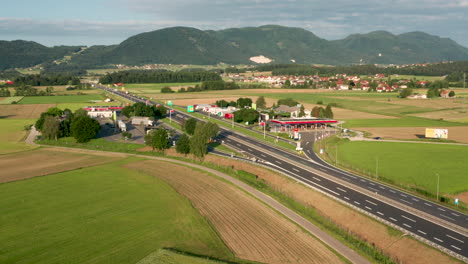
[99,86,468,261]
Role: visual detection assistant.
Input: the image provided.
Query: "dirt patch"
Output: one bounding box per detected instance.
[0,148,121,184]
[175,154,458,264]
[125,160,344,264]
[0,104,56,119]
[354,126,468,143]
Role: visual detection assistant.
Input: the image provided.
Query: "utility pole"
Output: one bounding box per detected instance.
[336,144,338,165]
[231,114,234,128]
[436,173,440,202]
[263,122,266,139]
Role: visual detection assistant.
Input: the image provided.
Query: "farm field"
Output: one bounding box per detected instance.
[354,126,468,143]
[0,96,24,104]
[19,95,105,104]
[333,140,468,196]
[126,160,345,264]
[0,159,234,264]
[125,82,201,93]
[137,249,229,264]
[0,119,37,154]
[0,104,55,119]
[0,148,123,183]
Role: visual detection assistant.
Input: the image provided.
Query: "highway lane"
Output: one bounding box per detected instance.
[99,86,468,260]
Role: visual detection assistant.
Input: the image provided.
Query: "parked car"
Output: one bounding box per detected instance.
[374,137,381,140]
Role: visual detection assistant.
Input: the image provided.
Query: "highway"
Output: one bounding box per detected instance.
[99,86,468,261]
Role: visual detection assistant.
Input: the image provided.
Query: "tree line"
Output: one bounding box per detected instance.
[121,102,167,119]
[99,70,222,84]
[13,74,81,86]
[161,80,240,93]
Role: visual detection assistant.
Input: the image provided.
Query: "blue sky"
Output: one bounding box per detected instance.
[1,0,468,47]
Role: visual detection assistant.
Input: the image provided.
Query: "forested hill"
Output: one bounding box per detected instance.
[0,40,82,70]
[68,25,468,66]
[3,25,468,69]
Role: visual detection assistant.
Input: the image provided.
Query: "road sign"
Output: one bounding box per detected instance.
[168,101,173,106]
[455,198,459,205]
[320,149,324,154]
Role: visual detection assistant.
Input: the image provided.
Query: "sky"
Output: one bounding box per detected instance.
[1,0,468,47]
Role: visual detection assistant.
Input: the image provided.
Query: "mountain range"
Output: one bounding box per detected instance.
[2,25,468,70]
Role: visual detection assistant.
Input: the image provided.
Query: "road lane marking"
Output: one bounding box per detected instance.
[312,177,321,181]
[344,196,350,200]
[354,201,361,205]
[389,189,396,193]
[275,160,282,164]
[437,207,446,212]
[260,154,266,158]
[399,199,413,205]
[360,179,366,182]
[451,245,462,251]
[400,194,408,198]
[336,187,347,192]
[439,214,455,221]
[446,234,464,244]
[451,212,460,217]
[379,186,385,189]
[292,168,300,172]
[365,206,372,210]
[417,230,427,235]
[403,223,412,228]
[247,148,253,151]
[377,211,384,216]
[390,217,398,222]
[365,200,377,206]
[369,182,375,186]
[433,237,444,243]
[236,143,241,147]
[411,198,419,202]
[369,187,379,192]
[424,202,433,207]
[401,215,416,222]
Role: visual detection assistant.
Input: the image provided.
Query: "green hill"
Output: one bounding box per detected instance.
[0,40,82,70]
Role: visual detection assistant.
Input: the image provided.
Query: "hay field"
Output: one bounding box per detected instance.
[0,103,55,119]
[409,109,468,121]
[354,126,468,143]
[19,95,104,104]
[0,160,233,263]
[126,160,345,264]
[0,148,123,183]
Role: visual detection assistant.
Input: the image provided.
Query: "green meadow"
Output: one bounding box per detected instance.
[125,83,201,94]
[0,119,37,154]
[19,95,105,104]
[0,160,234,264]
[332,140,468,195]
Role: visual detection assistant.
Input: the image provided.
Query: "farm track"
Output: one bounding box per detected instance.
[126,160,347,264]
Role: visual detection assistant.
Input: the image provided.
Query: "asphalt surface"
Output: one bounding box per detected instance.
[99,86,468,261]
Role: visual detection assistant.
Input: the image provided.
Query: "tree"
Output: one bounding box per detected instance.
[324,104,334,119]
[42,115,60,140]
[190,122,208,159]
[237,97,252,108]
[277,98,299,107]
[73,108,89,120]
[71,116,100,143]
[298,105,305,117]
[256,96,266,108]
[311,106,320,118]
[399,88,413,98]
[176,133,190,155]
[202,122,219,141]
[284,80,291,87]
[151,128,170,151]
[122,132,132,140]
[121,105,133,118]
[154,105,167,118]
[449,91,455,97]
[184,117,197,135]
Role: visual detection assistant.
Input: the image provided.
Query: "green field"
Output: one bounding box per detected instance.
[138,249,229,264]
[19,95,105,104]
[0,119,37,154]
[342,116,466,128]
[0,96,24,105]
[125,83,201,94]
[332,140,468,195]
[0,159,233,264]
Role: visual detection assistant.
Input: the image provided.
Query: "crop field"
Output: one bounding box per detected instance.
[354,126,468,143]
[0,96,24,105]
[0,159,233,264]
[333,140,468,195]
[0,104,56,119]
[0,119,37,154]
[137,249,229,264]
[19,95,105,104]
[0,148,123,183]
[126,160,345,264]
[125,82,201,93]
[342,116,465,128]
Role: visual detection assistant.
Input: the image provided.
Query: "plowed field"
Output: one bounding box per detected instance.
[0,104,55,119]
[125,160,344,264]
[0,148,121,183]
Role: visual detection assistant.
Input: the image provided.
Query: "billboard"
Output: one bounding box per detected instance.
[425,128,448,139]
[187,105,194,112]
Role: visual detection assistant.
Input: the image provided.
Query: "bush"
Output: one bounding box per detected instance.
[161,87,174,93]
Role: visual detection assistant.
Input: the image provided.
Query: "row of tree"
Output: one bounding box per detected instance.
[144,117,219,159]
[36,107,100,143]
[99,70,222,84]
[161,80,240,94]
[13,74,80,86]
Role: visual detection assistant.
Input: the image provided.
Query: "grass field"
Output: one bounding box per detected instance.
[137,249,229,264]
[0,159,234,264]
[0,119,37,154]
[342,116,465,128]
[0,97,24,105]
[125,82,201,93]
[331,140,468,195]
[19,95,105,104]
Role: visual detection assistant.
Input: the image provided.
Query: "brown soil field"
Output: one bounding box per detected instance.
[0,104,56,119]
[355,126,468,143]
[153,151,457,264]
[386,98,467,110]
[410,109,468,122]
[125,160,345,264]
[0,148,121,183]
